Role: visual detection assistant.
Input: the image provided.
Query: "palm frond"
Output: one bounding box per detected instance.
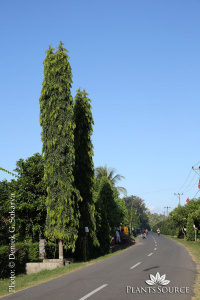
[116,186,127,196]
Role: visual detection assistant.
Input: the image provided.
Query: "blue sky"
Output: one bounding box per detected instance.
[1,0,200,214]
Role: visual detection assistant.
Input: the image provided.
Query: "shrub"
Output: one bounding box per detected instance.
[15,243,29,275]
[45,241,58,259]
[0,242,40,278]
[28,242,39,262]
[0,246,10,278]
[186,214,195,241]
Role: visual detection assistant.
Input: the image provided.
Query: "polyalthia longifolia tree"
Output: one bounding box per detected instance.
[186,214,195,241]
[95,176,118,255]
[39,42,81,259]
[73,89,99,259]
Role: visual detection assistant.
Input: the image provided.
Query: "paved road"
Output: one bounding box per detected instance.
[2,233,196,300]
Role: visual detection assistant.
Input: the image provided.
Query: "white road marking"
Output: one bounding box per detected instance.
[79,284,108,300]
[154,248,157,250]
[130,262,141,269]
[148,253,153,256]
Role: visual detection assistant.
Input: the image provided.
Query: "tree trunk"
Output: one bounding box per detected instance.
[59,239,63,261]
[182,227,186,240]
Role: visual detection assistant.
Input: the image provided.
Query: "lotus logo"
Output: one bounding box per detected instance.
[146,272,170,286]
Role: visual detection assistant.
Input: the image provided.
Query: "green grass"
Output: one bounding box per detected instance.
[0,242,134,298]
[163,235,200,300]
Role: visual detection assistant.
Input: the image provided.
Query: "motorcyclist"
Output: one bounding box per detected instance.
[142,232,146,238]
[157,228,160,235]
[141,229,146,238]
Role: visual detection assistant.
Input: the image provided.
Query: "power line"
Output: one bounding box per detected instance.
[182,178,199,194]
[136,186,180,196]
[174,193,183,206]
[164,206,171,217]
[173,162,200,206]
[192,166,200,175]
[181,173,198,193]
[178,168,193,192]
[177,161,200,193]
[193,161,200,167]
[191,190,200,199]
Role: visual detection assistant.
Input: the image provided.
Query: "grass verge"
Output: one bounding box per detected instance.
[0,242,135,298]
[163,235,200,300]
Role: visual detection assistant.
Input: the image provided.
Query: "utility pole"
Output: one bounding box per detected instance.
[174,193,183,206]
[192,166,200,175]
[164,206,171,217]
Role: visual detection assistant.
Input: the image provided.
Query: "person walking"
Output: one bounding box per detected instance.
[115,230,121,244]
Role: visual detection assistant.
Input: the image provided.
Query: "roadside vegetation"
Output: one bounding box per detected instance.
[151,200,200,300]
[1,41,199,297]
[0,240,134,297]
[0,42,151,297]
[162,235,200,300]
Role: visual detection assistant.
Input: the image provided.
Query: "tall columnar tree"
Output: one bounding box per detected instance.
[186,214,195,241]
[95,177,113,255]
[95,165,127,196]
[39,42,81,258]
[73,89,99,258]
[94,176,122,256]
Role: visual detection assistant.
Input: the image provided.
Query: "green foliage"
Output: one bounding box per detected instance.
[0,246,10,278]
[92,177,129,257]
[45,241,59,259]
[0,180,11,245]
[186,214,195,241]
[95,165,127,196]
[73,89,99,255]
[148,212,166,229]
[169,198,200,239]
[153,219,176,235]
[139,212,151,230]
[28,242,39,262]
[0,243,32,278]
[15,243,29,274]
[113,191,129,228]
[151,199,200,240]
[9,153,47,242]
[169,205,187,233]
[124,195,146,212]
[94,177,116,255]
[0,167,18,178]
[124,196,150,230]
[185,199,200,228]
[39,42,81,251]
[127,208,140,235]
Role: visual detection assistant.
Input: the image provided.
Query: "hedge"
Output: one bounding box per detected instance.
[0,242,39,279]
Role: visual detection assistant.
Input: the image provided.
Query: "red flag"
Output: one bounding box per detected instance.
[198,179,200,189]
[186,198,189,203]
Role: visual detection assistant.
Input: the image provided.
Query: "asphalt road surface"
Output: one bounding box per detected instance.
[2,233,196,300]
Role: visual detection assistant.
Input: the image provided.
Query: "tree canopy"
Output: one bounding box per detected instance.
[95,165,127,196]
[39,42,81,251]
[73,88,99,257]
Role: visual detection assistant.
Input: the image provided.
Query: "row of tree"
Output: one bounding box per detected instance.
[1,41,150,260]
[152,199,200,241]
[39,42,126,259]
[0,156,150,259]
